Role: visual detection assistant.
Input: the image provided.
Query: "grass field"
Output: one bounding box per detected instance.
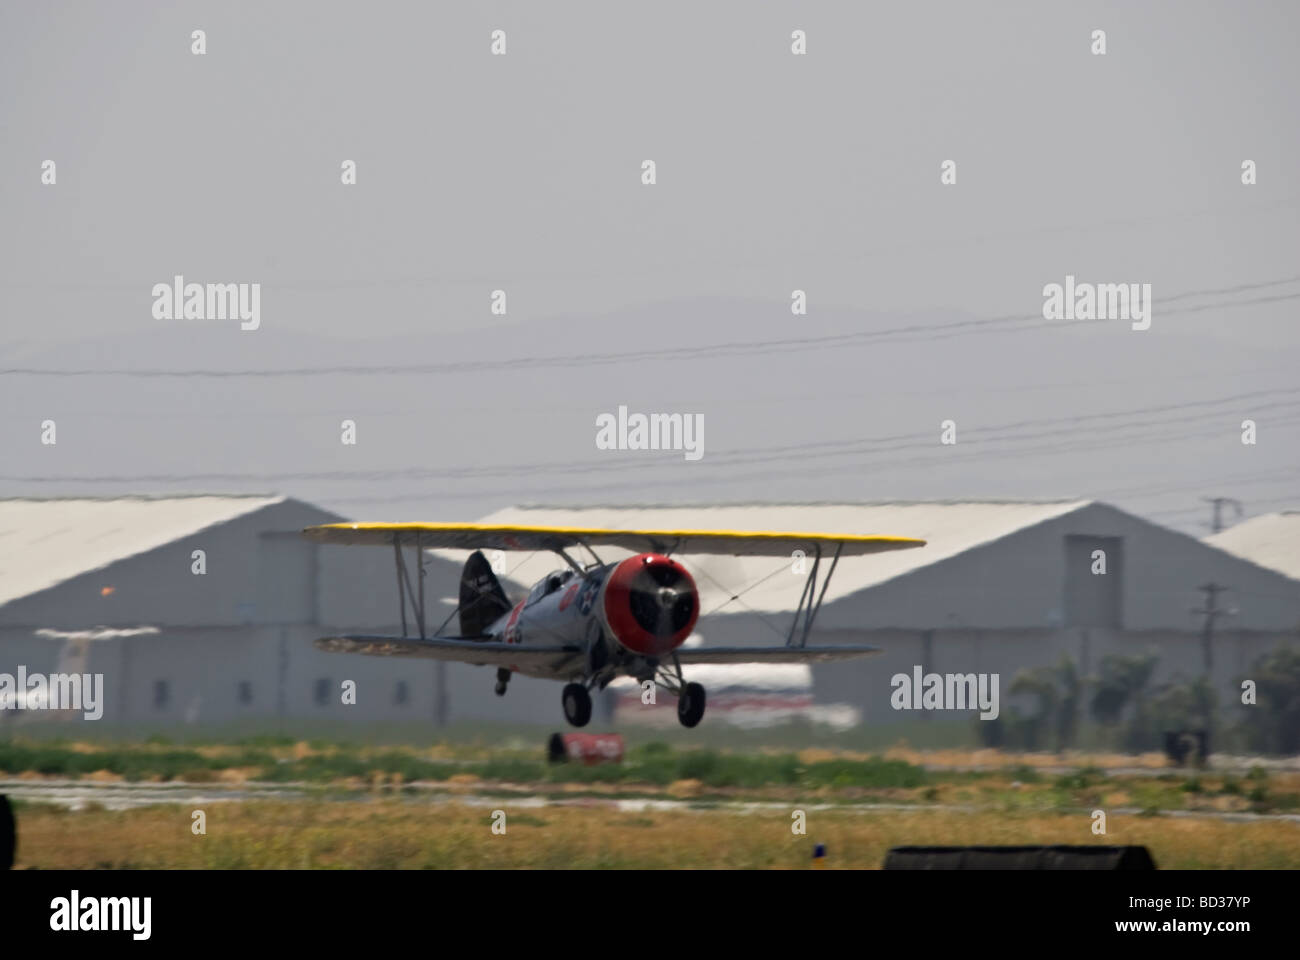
[4,736,1300,868]
[11,799,1300,869]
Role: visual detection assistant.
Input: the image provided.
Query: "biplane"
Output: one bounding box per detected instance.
[300,522,925,728]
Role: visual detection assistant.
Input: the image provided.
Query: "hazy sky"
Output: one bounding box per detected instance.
[1,1,1297,535]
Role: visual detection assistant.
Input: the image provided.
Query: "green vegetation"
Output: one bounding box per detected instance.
[1237,647,1300,755]
[3,735,1298,817]
[0,737,924,792]
[0,742,276,782]
[976,645,1300,755]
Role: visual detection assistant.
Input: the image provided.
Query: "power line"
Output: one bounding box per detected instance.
[3,275,1298,379]
[9,415,1298,519]
[5,388,1298,487]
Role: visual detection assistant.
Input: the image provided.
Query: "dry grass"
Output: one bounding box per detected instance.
[11,799,1300,869]
[881,746,1170,770]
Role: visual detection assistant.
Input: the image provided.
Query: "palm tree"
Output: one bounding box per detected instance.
[1090,653,1158,751]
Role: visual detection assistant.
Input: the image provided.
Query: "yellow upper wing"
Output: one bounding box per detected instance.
[301,522,924,558]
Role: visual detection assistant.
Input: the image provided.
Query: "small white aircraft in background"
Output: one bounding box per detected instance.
[301,522,925,728]
[0,627,155,726]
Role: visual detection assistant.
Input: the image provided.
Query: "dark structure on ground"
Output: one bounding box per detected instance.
[884,845,1156,870]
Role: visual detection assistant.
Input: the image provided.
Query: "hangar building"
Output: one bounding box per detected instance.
[3,496,1297,734]
[0,495,540,732]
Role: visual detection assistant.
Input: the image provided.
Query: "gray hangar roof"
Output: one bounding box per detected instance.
[0,495,287,608]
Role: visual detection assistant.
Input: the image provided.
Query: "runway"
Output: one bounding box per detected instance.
[5,777,1299,824]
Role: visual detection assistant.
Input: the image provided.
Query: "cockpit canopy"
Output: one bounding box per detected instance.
[526,568,576,606]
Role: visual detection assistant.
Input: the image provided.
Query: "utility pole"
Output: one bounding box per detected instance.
[1191,583,1232,745]
[1203,497,1243,534]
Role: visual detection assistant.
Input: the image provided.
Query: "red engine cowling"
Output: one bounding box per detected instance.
[602,553,699,657]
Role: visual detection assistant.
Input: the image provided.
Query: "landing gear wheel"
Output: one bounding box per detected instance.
[494,682,507,696]
[562,683,592,727]
[677,682,706,728]
[495,668,510,697]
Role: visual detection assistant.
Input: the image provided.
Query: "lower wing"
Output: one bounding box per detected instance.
[315,635,583,670]
[314,635,878,667]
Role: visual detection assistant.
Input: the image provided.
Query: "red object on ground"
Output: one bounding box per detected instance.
[548,732,625,765]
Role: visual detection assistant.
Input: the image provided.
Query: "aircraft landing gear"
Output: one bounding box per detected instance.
[677,682,706,728]
[562,682,592,727]
[494,668,510,697]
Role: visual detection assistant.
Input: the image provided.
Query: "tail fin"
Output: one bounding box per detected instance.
[459,550,512,637]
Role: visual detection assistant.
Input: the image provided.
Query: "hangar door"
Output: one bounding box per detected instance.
[1063,535,1122,628]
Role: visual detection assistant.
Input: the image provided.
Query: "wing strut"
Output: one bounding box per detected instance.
[555,547,585,575]
[392,532,427,639]
[574,538,604,568]
[416,531,427,639]
[394,538,407,637]
[786,541,843,648]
